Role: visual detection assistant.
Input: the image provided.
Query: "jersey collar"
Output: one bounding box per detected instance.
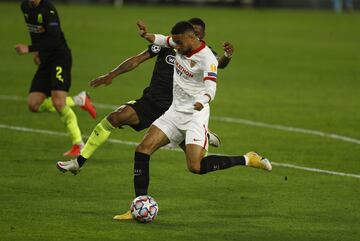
[186,41,206,58]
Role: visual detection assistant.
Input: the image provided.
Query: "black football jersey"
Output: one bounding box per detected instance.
[142,44,175,111]
[20,0,69,56]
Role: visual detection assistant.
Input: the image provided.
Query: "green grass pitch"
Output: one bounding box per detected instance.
[0,2,359,241]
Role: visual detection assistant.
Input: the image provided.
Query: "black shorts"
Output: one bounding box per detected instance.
[126,96,168,131]
[29,50,72,97]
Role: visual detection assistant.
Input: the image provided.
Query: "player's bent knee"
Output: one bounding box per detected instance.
[52,99,65,112]
[28,102,40,113]
[187,165,201,174]
[186,160,201,174]
[135,142,152,155]
[107,111,125,128]
[107,113,118,127]
[107,106,136,127]
[27,99,41,112]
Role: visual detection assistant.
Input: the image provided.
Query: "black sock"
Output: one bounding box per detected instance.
[200,155,245,174]
[134,152,150,197]
[77,155,87,168]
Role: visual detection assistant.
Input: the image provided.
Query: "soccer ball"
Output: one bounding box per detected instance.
[130,195,158,223]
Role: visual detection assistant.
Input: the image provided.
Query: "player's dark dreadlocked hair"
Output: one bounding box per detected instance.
[188,17,206,31]
[171,21,195,35]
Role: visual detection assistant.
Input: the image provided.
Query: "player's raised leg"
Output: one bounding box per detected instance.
[57,105,139,174]
[74,91,97,119]
[185,143,272,174]
[244,151,272,171]
[36,91,97,118]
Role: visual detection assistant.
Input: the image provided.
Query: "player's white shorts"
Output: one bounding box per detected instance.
[153,105,210,150]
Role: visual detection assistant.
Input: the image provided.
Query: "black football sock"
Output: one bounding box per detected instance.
[134,152,150,197]
[77,155,87,168]
[200,155,245,174]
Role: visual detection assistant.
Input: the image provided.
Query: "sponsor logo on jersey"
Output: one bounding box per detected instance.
[165,55,175,66]
[210,63,217,72]
[208,72,217,77]
[151,45,161,53]
[175,61,193,78]
[50,10,55,15]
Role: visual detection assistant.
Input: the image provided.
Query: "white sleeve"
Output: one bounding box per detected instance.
[154,34,176,48]
[195,80,217,106]
[204,80,217,102]
[202,56,218,102]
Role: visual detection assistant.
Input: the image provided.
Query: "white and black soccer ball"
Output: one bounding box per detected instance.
[130,195,158,223]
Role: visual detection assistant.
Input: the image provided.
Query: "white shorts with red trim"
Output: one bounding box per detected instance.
[152,105,210,150]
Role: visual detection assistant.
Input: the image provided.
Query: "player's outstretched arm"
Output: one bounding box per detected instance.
[90,50,151,88]
[137,20,176,48]
[137,20,155,43]
[218,41,234,69]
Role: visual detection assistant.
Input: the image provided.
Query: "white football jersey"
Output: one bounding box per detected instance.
[154,35,218,113]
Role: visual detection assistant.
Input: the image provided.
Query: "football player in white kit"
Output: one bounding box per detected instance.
[113,20,272,220]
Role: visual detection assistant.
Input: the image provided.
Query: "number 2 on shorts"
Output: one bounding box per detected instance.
[56,66,64,82]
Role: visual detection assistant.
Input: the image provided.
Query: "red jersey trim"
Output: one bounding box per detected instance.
[186,41,206,57]
[166,36,172,47]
